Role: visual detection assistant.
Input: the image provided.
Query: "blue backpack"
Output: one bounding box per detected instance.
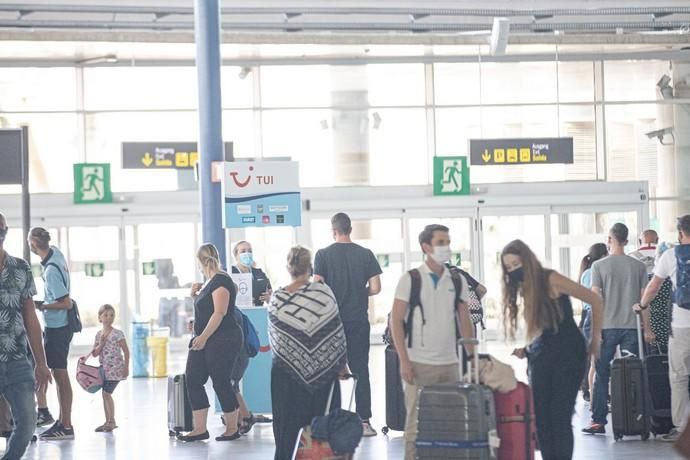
[675,245,690,310]
[239,310,260,358]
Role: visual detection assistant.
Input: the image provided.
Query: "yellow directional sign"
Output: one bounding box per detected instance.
[470,138,574,166]
[482,149,491,163]
[142,153,154,167]
[122,142,232,170]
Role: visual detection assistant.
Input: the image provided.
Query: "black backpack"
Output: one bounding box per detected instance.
[45,262,82,333]
[383,267,464,348]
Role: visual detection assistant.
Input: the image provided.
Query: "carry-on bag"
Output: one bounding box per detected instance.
[76,355,105,393]
[382,345,406,434]
[293,374,361,460]
[416,339,499,460]
[168,374,193,436]
[645,343,673,436]
[610,313,650,441]
[493,382,537,460]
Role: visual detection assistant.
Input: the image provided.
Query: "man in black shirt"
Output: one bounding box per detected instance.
[314,213,382,436]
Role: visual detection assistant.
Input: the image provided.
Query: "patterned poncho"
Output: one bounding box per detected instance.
[269,281,347,391]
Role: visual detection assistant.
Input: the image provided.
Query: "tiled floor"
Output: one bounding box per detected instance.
[8,342,683,459]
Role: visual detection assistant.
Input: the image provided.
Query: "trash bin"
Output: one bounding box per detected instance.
[146,335,169,378]
[132,322,150,378]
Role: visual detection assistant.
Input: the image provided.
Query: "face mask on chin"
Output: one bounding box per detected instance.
[430,245,452,264]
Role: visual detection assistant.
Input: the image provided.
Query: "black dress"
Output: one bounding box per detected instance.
[528,294,587,460]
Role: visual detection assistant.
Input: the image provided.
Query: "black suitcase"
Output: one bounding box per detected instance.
[646,345,673,436]
[382,345,406,434]
[610,314,650,441]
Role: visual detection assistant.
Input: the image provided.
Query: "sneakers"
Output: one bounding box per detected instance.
[362,420,377,437]
[40,422,75,440]
[36,409,55,427]
[581,423,606,435]
[660,428,680,442]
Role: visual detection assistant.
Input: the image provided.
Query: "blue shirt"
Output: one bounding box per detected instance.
[40,247,70,329]
[580,268,593,311]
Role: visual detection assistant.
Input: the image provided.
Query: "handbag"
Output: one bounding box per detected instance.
[477,354,518,393]
[76,355,105,393]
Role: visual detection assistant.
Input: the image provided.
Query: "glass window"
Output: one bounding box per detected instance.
[260,66,331,108]
[435,107,482,156]
[604,61,669,102]
[480,62,558,104]
[367,64,425,107]
[557,62,595,103]
[0,68,77,111]
[368,109,428,186]
[261,109,333,186]
[605,104,658,183]
[0,113,81,193]
[433,63,481,106]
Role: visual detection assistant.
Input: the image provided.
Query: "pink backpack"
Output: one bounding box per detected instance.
[76,355,105,393]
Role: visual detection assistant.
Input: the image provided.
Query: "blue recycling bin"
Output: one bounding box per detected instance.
[132,322,150,378]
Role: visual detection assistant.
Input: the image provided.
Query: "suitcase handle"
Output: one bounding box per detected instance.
[324,373,358,416]
[458,338,480,384]
[635,311,645,361]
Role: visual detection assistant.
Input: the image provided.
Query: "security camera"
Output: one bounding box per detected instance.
[645,127,675,145]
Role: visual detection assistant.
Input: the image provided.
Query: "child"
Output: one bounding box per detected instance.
[91,304,129,432]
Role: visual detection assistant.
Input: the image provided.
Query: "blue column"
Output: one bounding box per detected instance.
[194,0,226,267]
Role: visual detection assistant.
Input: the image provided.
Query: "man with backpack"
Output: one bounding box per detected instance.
[28,227,76,440]
[390,224,475,460]
[635,214,690,442]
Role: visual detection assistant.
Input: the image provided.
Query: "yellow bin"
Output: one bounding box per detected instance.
[146,336,168,378]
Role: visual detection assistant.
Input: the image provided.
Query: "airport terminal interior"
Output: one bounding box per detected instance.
[1,0,690,459]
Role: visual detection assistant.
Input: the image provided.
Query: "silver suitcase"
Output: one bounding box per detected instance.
[167,374,193,436]
[416,340,498,459]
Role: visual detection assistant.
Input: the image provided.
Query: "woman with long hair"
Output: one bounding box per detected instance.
[578,243,608,402]
[178,243,243,442]
[268,246,348,460]
[503,240,602,460]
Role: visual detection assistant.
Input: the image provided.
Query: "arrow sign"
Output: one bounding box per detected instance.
[482,149,491,163]
[142,153,153,167]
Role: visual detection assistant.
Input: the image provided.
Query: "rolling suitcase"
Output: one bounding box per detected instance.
[168,374,193,436]
[610,313,650,441]
[416,339,499,460]
[382,345,406,434]
[646,345,673,436]
[493,382,537,460]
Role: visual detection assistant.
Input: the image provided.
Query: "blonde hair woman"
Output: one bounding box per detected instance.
[178,243,243,442]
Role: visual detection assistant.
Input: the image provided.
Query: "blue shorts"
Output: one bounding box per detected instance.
[102,380,119,394]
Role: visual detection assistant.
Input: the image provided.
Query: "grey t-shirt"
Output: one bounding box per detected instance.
[591,255,648,330]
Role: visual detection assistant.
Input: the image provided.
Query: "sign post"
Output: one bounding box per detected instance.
[433,156,470,196]
[73,164,112,204]
[222,161,302,228]
[469,138,574,166]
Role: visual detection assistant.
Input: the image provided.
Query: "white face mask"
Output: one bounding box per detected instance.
[430,245,452,264]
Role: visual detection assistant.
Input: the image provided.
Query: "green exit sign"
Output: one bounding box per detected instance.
[85,263,105,277]
[433,156,470,196]
[142,262,156,276]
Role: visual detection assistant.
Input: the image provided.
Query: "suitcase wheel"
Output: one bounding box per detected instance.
[613,432,622,442]
[381,426,389,435]
[641,432,650,441]
[168,430,177,437]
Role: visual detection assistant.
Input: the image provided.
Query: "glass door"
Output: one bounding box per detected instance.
[477,207,550,333]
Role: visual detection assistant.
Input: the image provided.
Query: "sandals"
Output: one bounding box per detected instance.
[239,413,256,435]
[95,423,118,433]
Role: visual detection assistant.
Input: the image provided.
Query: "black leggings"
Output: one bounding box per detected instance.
[271,366,340,460]
[185,333,242,413]
[529,328,586,460]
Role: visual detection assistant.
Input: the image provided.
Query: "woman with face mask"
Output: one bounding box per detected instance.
[502,240,603,460]
[231,241,273,306]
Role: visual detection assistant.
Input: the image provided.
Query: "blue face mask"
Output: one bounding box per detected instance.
[239,252,254,267]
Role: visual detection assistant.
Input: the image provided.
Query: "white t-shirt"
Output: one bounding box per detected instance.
[654,247,690,328]
[394,263,470,366]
